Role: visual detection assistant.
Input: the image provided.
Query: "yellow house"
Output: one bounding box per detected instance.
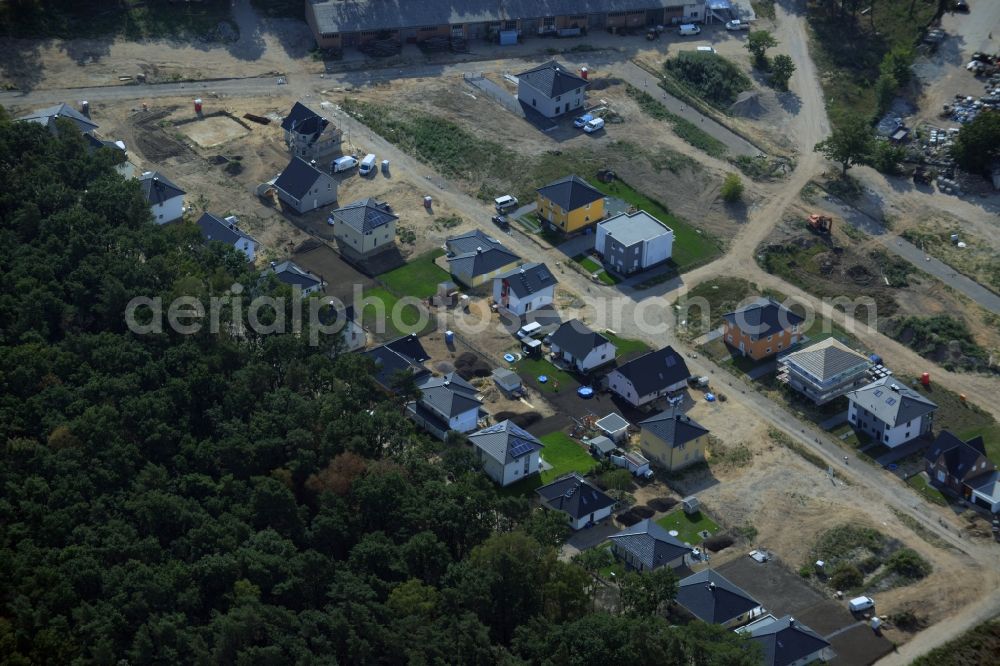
[536,175,605,233]
[638,409,709,472]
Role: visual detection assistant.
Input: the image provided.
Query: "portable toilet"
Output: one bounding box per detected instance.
[921,372,930,386]
[194,98,203,113]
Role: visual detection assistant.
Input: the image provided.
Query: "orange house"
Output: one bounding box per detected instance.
[722,298,804,360]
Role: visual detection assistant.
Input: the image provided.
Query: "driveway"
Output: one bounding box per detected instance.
[560,521,621,560]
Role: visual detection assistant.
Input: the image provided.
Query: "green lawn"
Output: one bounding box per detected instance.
[586,177,721,272]
[603,332,651,357]
[907,475,949,507]
[903,380,1000,462]
[500,431,597,496]
[378,249,448,299]
[574,255,603,273]
[655,509,719,545]
[360,287,432,337]
[597,542,626,579]
[515,357,579,393]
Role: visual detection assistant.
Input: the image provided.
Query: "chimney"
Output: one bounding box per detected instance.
[476,246,483,254]
[708,582,716,591]
[788,618,796,627]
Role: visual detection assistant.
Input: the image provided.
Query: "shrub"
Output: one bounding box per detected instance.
[798,564,814,578]
[830,563,863,590]
[886,548,932,580]
[720,173,744,202]
[663,52,751,109]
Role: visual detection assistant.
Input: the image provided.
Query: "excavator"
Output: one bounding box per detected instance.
[806,214,833,235]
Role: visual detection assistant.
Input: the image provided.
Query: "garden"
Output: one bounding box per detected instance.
[655,509,719,546]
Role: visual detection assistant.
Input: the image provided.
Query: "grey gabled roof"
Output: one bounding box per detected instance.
[782,338,869,382]
[589,435,617,455]
[640,408,709,448]
[310,0,690,36]
[416,374,482,418]
[281,101,328,139]
[924,430,990,482]
[18,103,98,133]
[536,175,604,212]
[139,171,185,205]
[609,518,690,570]
[266,260,322,290]
[274,156,325,200]
[723,297,804,338]
[599,210,672,247]
[676,569,761,625]
[197,212,257,248]
[846,377,937,427]
[613,346,690,396]
[491,367,522,389]
[446,230,521,281]
[744,616,830,666]
[536,473,615,520]
[548,319,613,360]
[517,60,588,97]
[494,262,557,298]
[330,198,398,233]
[469,420,543,465]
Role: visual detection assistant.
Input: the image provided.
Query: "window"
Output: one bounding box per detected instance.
[777,343,783,350]
[765,348,771,354]
[543,17,555,27]
[556,95,562,102]
[884,433,889,442]
[503,20,517,30]
[767,335,773,342]
[937,469,946,483]
[419,26,437,32]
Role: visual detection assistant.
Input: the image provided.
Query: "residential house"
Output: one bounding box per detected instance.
[737,615,833,666]
[547,319,617,373]
[84,134,137,178]
[779,338,871,405]
[407,372,484,440]
[516,60,588,118]
[197,212,259,262]
[492,262,557,317]
[638,408,709,471]
[491,368,523,397]
[317,304,367,352]
[445,229,521,288]
[595,210,674,275]
[536,473,616,530]
[596,413,630,444]
[607,346,690,407]
[536,175,605,233]
[723,297,805,360]
[588,435,617,458]
[265,260,325,296]
[609,518,691,572]
[281,101,342,159]
[970,473,1000,513]
[468,420,544,486]
[362,334,430,390]
[273,156,339,214]
[924,431,997,506]
[846,377,937,448]
[306,1,705,50]
[139,171,185,224]
[675,569,764,628]
[18,103,98,135]
[328,198,398,262]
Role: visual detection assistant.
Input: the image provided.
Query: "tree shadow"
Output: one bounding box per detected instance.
[58,38,113,68]
[777,90,802,115]
[0,39,45,92]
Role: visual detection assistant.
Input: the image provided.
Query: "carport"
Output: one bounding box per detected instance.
[971,472,1000,513]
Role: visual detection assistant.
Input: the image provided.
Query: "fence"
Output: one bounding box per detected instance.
[463,72,524,117]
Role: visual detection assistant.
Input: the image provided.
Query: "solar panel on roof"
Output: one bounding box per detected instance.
[873,389,883,397]
[510,440,535,458]
[886,398,896,405]
[665,356,676,367]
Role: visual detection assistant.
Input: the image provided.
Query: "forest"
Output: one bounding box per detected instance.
[0,110,759,664]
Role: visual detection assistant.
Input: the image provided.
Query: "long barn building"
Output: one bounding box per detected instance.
[306,0,708,50]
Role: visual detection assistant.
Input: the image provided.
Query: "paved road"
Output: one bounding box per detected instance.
[612,60,762,158]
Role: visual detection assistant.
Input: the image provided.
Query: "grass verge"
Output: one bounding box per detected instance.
[768,427,828,470]
[889,508,953,551]
[603,332,651,357]
[906,474,949,507]
[625,85,727,159]
[911,619,1000,666]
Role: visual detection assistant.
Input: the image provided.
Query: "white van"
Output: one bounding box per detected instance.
[849,596,875,613]
[332,156,359,173]
[359,153,377,176]
[494,194,518,213]
[697,46,717,54]
[678,24,702,36]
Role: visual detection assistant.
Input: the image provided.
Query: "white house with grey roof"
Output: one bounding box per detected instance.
[607,346,690,407]
[846,377,937,448]
[18,103,99,135]
[536,473,616,529]
[273,156,338,214]
[596,210,674,275]
[139,171,185,224]
[548,319,617,373]
[516,60,588,118]
[609,518,692,571]
[281,101,342,159]
[328,198,398,262]
[779,338,871,405]
[197,212,258,262]
[407,373,483,440]
[265,260,324,296]
[468,420,544,486]
[445,229,521,289]
[492,262,557,317]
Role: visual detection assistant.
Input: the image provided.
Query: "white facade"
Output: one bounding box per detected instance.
[491,278,555,316]
[481,450,541,487]
[151,196,184,225]
[607,370,685,407]
[333,217,396,257]
[848,401,930,448]
[567,504,614,531]
[517,79,585,119]
[552,339,616,373]
[595,211,674,274]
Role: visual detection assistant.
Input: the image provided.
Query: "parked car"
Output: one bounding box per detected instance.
[494,194,518,213]
[574,112,594,128]
[678,24,701,36]
[332,156,358,173]
[358,153,377,176]
[491,214,509,231]
[696,46,717,54]
[583,117,605,133]
[849,596,875,613]
[726,20,750,31]
[954,1,970,13]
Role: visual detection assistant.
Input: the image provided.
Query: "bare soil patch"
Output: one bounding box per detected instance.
[179,114,250,148]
